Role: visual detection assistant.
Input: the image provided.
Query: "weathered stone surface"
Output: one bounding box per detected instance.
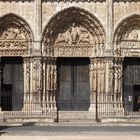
[0,1,140,122]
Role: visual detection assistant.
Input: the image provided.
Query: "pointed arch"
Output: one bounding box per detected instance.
[42,7,106,57]
[114,14,140,44]
[0,13,33,56]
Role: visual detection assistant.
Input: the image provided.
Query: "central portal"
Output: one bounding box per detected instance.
[57,58,90,111]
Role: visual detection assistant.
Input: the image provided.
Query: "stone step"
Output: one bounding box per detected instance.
[58,111,96,122]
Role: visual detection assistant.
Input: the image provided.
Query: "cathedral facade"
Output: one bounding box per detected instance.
[0,0,140,122]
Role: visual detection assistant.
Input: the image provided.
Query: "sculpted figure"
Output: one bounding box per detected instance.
[55,30,70,44]
[123,29,139,40]
[78,27,91,43]
[70,23,79,44]
[0,27,25,40]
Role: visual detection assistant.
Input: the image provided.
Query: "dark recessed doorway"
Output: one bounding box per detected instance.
[57,57,90,111]
[1,57,24,111]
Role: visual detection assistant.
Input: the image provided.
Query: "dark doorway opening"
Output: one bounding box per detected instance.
[133,85,140,111]
[123,57,140,112]
[57,57,90,111]
[1,57,24,111]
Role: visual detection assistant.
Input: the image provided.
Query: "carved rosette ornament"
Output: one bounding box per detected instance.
[0,14,33,56]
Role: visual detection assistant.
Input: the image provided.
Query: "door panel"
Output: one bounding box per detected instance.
[58,61,73,110]
[1,57,24,111]
[123,58,140,112]
[57,58,90,111]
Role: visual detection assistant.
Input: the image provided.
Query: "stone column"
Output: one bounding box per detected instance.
[34,0,42,55]
[113,57,124,113]
[0,57,3,122]
[96,58,106,114]
[89,58,95,112]
[22,57,31,111]
[107,0,113,50]
[45,57,57,112]
[0,57,2,111]
[102,57,113,113]
[42,57,47,113]
[32,57,42,112]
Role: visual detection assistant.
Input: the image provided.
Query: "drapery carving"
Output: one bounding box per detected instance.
[113,58,124,113]
[23,57,31,110]
[32,57,42,95]
[23,57,30,95]
[42,57,57,112]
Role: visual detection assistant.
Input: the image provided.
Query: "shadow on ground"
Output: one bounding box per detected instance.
[0,126,9,136]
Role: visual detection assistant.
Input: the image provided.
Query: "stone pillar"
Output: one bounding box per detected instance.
[44,57,57,112]
[34,0,42,55]
[0,57,3,122]
[96,58,106,114]
[22,57,31,111]
[32,57,42,111]
[113,57,124,113]
[89,58,95,112]
[107,0,113,50]
[0,57,2,111]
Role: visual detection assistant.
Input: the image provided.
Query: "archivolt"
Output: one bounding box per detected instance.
[114,14,140,44]
[0,13,34,56]
[42,7,105,46]
[0,13,33,41]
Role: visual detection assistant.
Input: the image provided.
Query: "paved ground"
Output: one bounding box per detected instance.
[0,123,140,136]
[1,135,140,140]
[0,123,140,140]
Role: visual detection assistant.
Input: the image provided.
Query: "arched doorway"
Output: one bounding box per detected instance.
[42,7,105,114]
[114,15,140,113]
[0,14,33,112]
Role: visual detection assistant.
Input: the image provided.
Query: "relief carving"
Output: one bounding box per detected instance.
[122,28,140,41]
[33,58,42,94]
[0,27,26,40]
[55,22,92,45]
[0,15,33,56]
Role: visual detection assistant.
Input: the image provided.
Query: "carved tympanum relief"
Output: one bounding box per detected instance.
[122,28,140,41]
[53,22,97,57]
[0,26,28,55]
[115,26,140,57]
[55,22,92,45]
[0,15,32,56]
[0,27,26,40]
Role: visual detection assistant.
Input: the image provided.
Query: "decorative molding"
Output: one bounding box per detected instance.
[114,0,139,2]
[43,0,105,2]
[115,41,140,57]
[0,0,33,2]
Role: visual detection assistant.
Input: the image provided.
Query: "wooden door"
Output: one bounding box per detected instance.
[57,58,90,111]
[123,58,140,111]
[1,57,23,111]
